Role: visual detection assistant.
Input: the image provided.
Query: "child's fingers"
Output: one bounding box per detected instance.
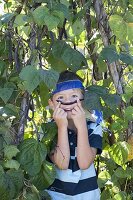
[77,99,84,112]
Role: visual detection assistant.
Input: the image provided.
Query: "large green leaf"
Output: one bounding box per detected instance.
[0,185,10,200]
[113,192,128,200]
[98,171,111,188]
[52,40,87,71]
[39,69,59,89]
[0,104,19,117]
[4,145,20,160]
[1,13,14,24]
[4,160,20,170]
[86,85,108,96]
[83,91,102,111]
[0,87,14,103]
[54,3,70,20]
[119,52,133,65]
[14,14,27,27]
[71,19,84,36]
[109,15,127,41]
[103,94,121,111]
[100,45,119,64]
[109,141,130,169]
[124,106,133,121]
[32,6,49,26]
[39,82,50,107]
[7,169,24,198]
[41,122,57,150]
[19,65,41,94]
[44,13,60,31]
[32,161,56,190]
[17,138,47,176]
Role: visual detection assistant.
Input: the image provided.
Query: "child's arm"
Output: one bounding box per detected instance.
[71,100,97,170]
[50,103,70,170]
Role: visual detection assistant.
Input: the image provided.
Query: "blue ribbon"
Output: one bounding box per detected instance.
[52,80,84,95]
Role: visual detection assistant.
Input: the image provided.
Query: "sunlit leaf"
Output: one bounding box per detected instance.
[14,14,27,27]
[109,142,130,169]
[4,145,20,159]
[32,6,49,26]
[114,191,128,200]
[109,15,127,41]
[98,171,111,188]
[4,160,20,170]
[124,106,133,121]
[71,19,84,35]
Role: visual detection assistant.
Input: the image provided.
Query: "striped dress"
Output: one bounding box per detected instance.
[46,120,103,200]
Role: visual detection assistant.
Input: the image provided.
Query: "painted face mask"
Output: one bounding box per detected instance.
[52,79,85,105]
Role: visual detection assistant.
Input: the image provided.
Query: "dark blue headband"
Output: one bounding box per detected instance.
[52,80,84,95]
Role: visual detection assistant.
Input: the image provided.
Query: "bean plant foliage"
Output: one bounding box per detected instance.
[0,0,133,199]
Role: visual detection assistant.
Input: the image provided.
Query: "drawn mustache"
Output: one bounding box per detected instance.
[56,99,84,105]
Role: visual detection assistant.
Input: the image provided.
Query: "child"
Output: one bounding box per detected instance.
[46,70,102,200]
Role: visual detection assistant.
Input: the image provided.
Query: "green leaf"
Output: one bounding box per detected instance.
[14,14,27,27]
[86,85,108,96]
[48,53,68,72]
[52,10,65,27]
[7,169,24,198]
[4,145,20,159]
[32,161,56,190]
[103,94,121,111]
[114,191,128,200]
[83,91,102,111]
[52,40,87,71]
[109,15,127,41]
[0,87,14,103]
[4,160,20,170]
[109,141,130,169]
[0,172,15,199]
[0,60,6,75]
[54,3,70,20]
[61,47,87,71]
[19,65,41,94]
[100,45,119,64]
[71,19,84,36]
[119,53,133,65]
[114,167,133,179]
[39,83,49,107]
[39,69,59,89]
[44,13,60,31]
[124,106,133,121]
[0,185,10,200]
[1,13,14,24]
[32,6,49,26]
[41,122,57,149]
[1,104,19,117]
[17,138,47,176]
[98,171,111,188]
[0,166,4,175]
[97,58,107,72]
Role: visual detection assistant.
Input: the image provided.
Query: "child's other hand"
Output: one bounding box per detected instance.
[71,99,86,129]
[53,102,68,128]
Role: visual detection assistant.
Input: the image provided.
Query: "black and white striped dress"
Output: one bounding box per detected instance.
[46,121,103,200]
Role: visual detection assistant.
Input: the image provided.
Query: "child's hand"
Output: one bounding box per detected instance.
[53,102,68,128]
[71,99,86,129]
